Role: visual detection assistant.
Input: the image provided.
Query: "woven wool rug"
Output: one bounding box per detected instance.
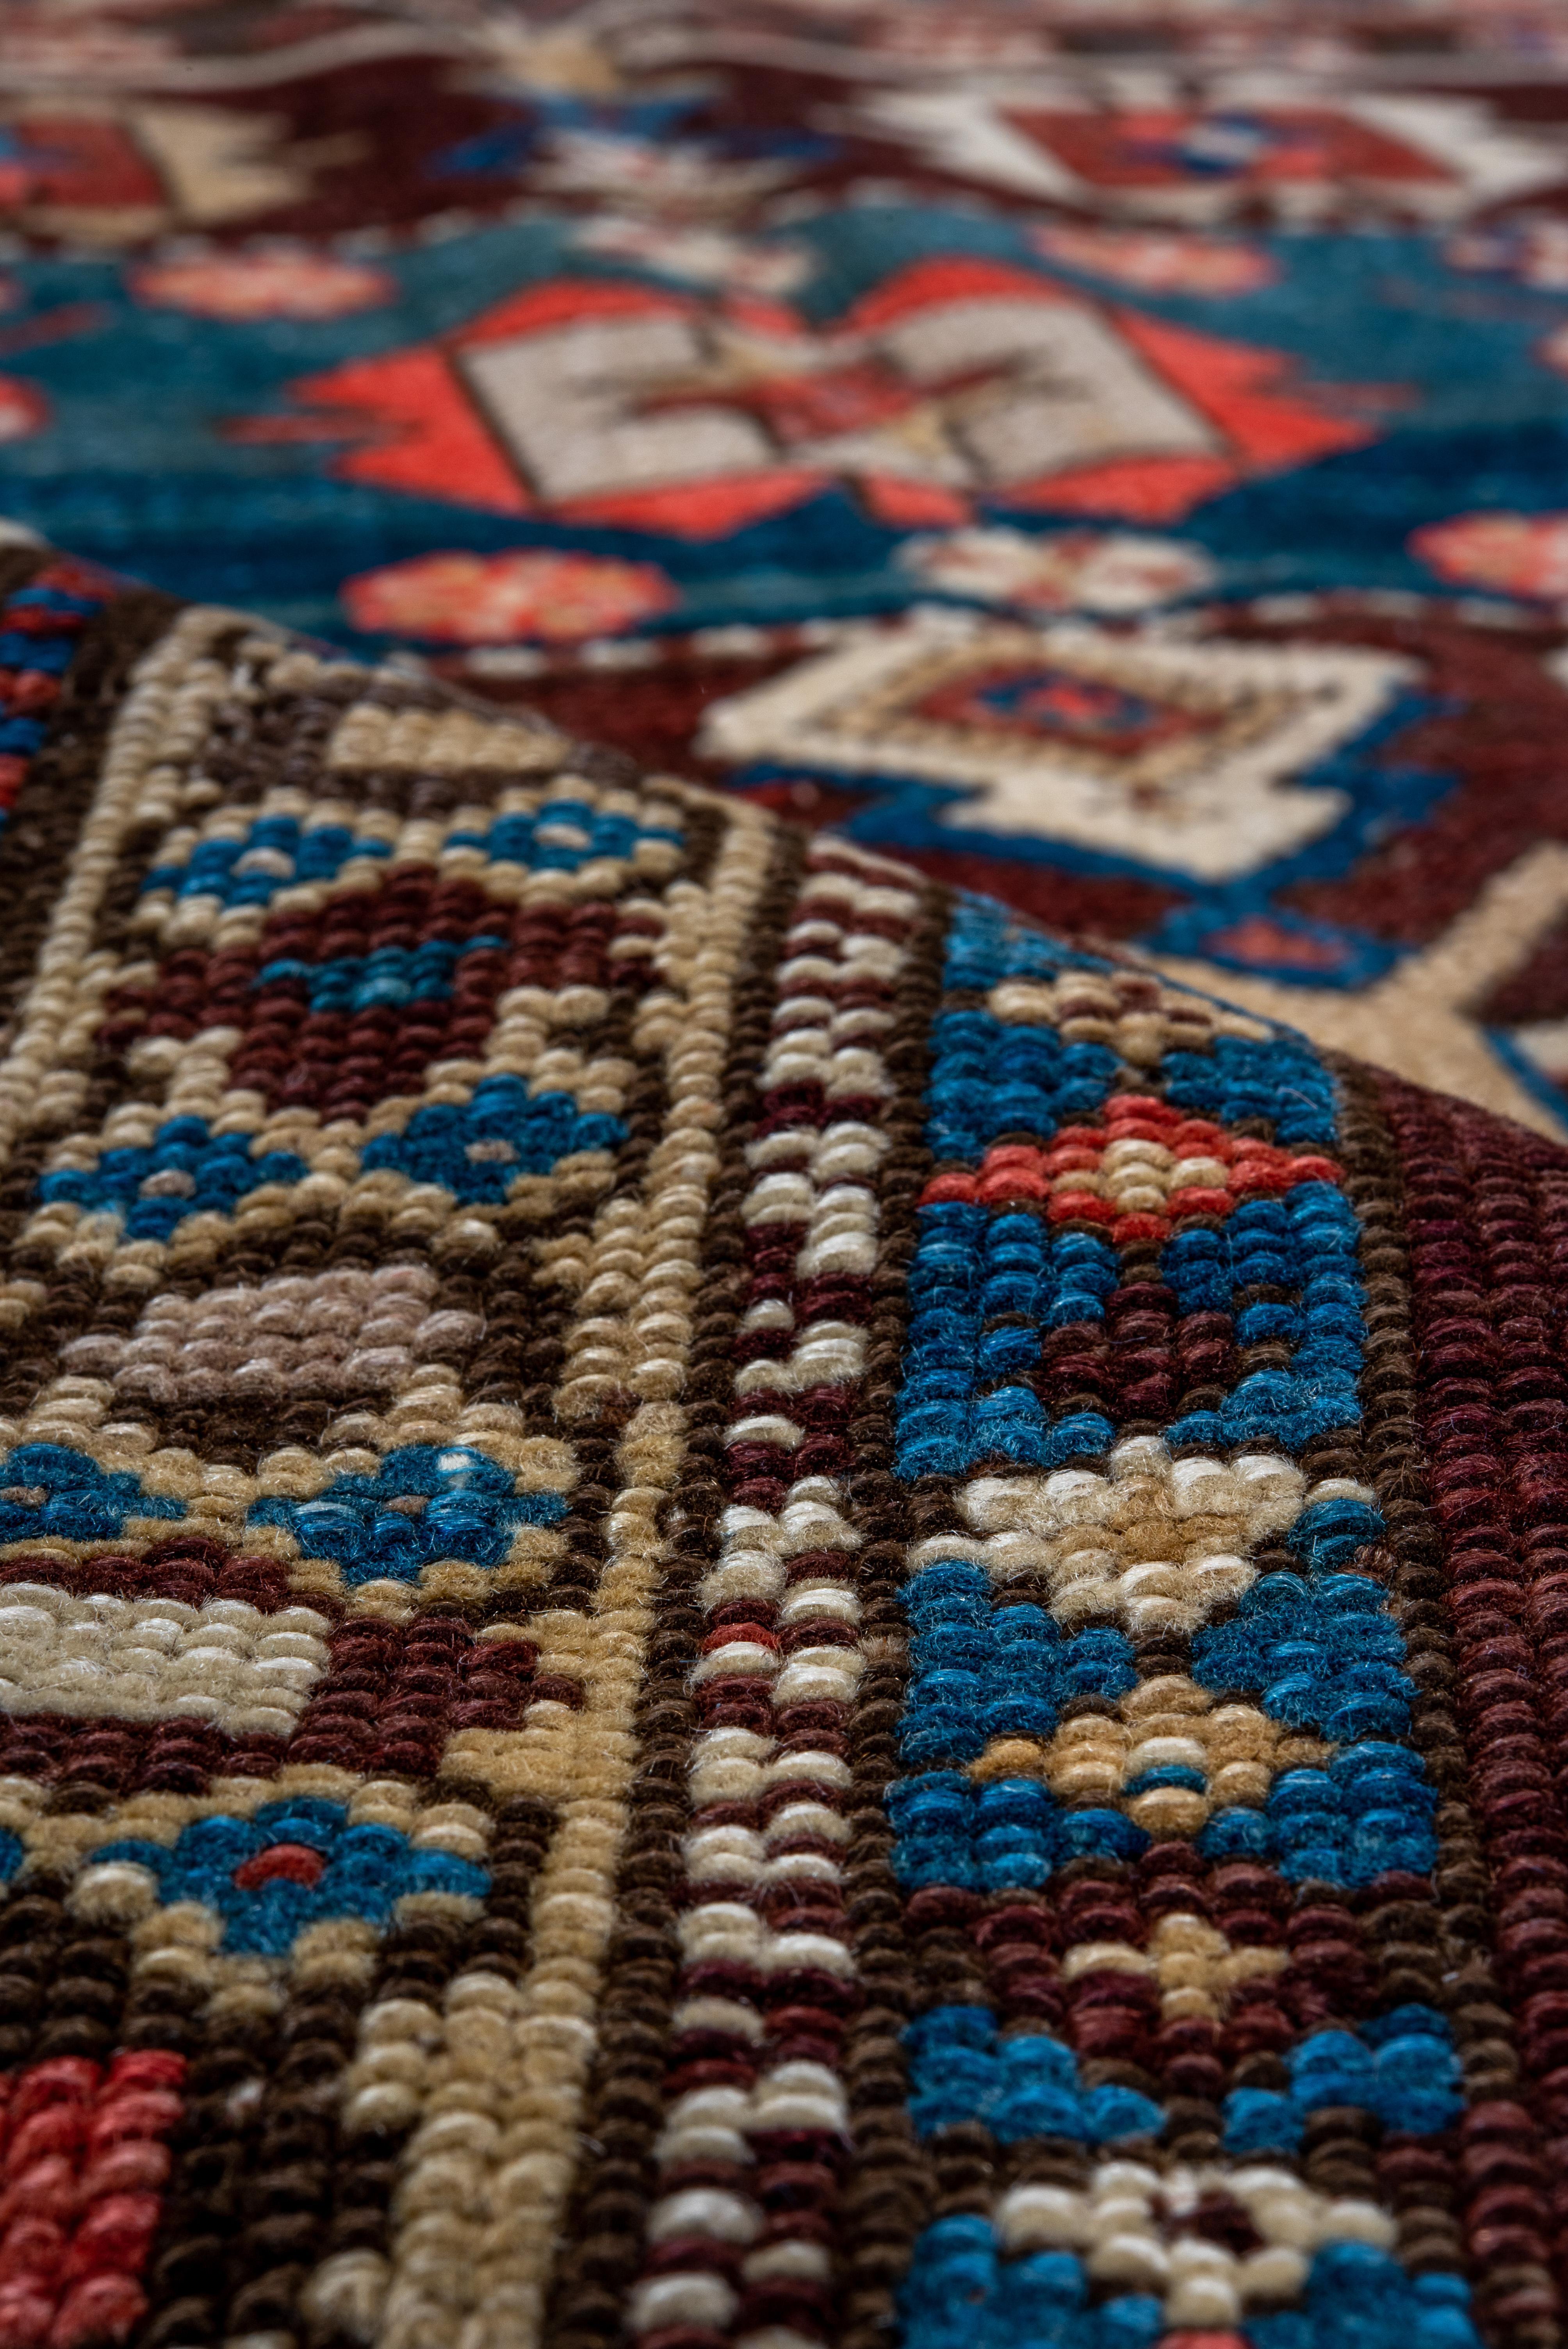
[9,0,1568,1141]
[0,539,1565,2349]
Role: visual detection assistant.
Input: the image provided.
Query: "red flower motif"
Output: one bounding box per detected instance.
[340,548,679,644]
[1412,510,1568,600]
[130,250,394,323]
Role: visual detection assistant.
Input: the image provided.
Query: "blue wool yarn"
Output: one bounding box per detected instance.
[1164,1033,1340,1149]
[362,1075,626,1205]
[941,893,1102,997]
[993,2253,1092,2342]
[39,1115,309,1242]
[1288,1495,1385,1570]
[1164,1188,1365,1449]
[1222,2007,1463,2149]
[1247,2245,1481,2349]
[1200,1741,1439,1885]
[248,1442,566,1580]
[1045,1229,1121,1323]
[899,1209,1125,1472]
[905,2008,1164,2144]
[897,2217,1164,2349]
[900,2216,1002,2349]
[1223,2084,1309,2155]
[0,1442,185,1543]
[886,1772,980,1889]
[899,2225,1479,2349]
[0,712,47,761]
[140,812,392,907]
[98,1795,489,1955]
[1193,1568,1414,1740]
[899,1564,1135,1764]
[253,933,508,1016]
[0,630,75,675]
[468,797,682,873]
[1162,1221,1231,1314]
[885,1770,1151,1890]
[11,584,100,619]
[983,1211,1051,1319]
[925,1008,1117,1164]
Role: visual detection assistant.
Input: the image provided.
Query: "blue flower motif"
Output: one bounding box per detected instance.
[904,2009,1163,2145]
[39,1114,307,1241]
[1200,1738,1438,1887]
[897,2222,1480,2349]
[361,1075,625,1205]
[1250,2245,1481,2349]
[137,796,681,914]
[0,1829,21,1885]
[887,1768,1154,1894]
[255,936,508,1015]
[896,1173,1364,1476]
[140,810,389,907]
[898,1560,1135,1768]
[0,1442,185,1543]
[247,1442,566,1583]
[1223,2006,1463,2151]
[96,1796,488,1956]
[458,798,681,873]
[1193,1568,1415,1741]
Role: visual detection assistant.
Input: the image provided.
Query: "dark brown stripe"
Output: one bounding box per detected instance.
[837,877,950,2349]
[670,791,726,895]
[0,1870,132,2073]
[1337,1059,1562,2349]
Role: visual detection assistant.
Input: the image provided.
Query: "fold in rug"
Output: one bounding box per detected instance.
[0,546,1562,2349]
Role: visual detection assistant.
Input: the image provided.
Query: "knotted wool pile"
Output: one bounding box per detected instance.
[18,0,1568,1147]
[0,542,1564,2349]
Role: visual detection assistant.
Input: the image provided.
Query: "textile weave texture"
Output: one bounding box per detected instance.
[11,1,1568,1139]
[0,539,1567,2349]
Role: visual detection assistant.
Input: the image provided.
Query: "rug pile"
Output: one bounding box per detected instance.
[0,535,1561,2349]
[5,9,1568,2349]
[6,2,1568,1131]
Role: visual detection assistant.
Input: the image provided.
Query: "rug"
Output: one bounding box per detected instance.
[1,536,1568,2349]
[7,2,1568,1139]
